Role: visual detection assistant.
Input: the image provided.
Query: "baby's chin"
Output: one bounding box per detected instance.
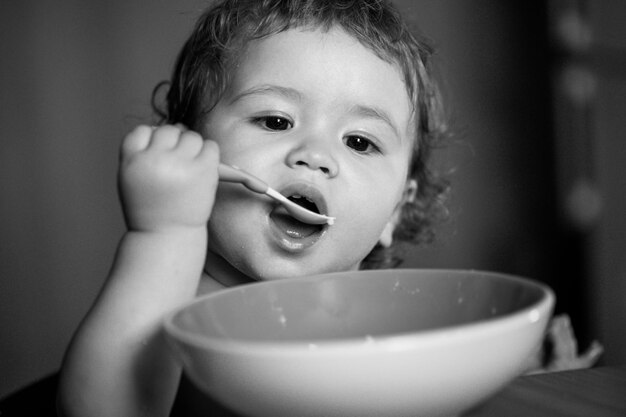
[206,235,369,284]
[240,258,362,283]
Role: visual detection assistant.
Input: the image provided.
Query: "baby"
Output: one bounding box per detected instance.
[57,1,600,416]
[57,1,447,416]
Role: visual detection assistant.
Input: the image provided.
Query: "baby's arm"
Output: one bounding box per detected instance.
[57,125,219,417]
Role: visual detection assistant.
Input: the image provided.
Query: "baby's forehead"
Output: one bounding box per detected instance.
[232,30,409,102]
[231,27,410,91]
[243,29,414,117]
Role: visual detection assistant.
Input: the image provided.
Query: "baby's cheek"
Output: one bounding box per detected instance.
[333,213,387,258]
[352,200,394,237]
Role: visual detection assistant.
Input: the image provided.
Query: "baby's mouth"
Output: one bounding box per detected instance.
[270,195,324,238]
[288,194,320,215]
[268,185,329,249]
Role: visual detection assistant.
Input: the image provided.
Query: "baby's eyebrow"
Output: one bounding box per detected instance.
[229,84,302,104]
[349,104,401,141]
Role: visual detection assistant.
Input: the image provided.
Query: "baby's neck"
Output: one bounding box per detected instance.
[203,249,255,290]
[197,273,227,295]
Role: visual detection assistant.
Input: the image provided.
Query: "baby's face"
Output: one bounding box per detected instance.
[202,27,414,281]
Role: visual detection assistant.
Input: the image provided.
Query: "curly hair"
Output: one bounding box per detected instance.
[153,0,449,269]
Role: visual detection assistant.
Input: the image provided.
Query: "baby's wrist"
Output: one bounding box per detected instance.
[125,224,208,240]
[123,210,210,235]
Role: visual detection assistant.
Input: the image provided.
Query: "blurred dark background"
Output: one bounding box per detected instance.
[1,0,625,397]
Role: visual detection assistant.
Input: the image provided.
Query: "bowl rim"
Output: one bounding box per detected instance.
[163,269,555,355]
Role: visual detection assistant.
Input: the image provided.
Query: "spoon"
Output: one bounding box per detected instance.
[218,164,335,225]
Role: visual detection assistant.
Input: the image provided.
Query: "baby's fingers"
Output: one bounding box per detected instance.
[149,125,182,150]
[121,125,153,155]
[576,341,604,369]
[171,129,219,170]
[176,130,204,157]
[195,138,220,166]
[546,315,604,372]
[549,315,578,360]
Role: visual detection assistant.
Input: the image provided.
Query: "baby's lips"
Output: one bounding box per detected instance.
[277,182,330,218]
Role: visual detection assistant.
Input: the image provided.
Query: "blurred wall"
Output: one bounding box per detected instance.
[1,0,624,398]
[0,0,209,397]
[586,0,626,368]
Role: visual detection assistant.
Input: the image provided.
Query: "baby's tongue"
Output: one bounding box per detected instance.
[270,208,322,238]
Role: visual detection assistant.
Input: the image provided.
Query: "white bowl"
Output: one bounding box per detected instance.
[164,269,554,417]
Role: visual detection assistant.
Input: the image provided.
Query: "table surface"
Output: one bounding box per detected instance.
[465,366,626,417]
[2,366,624,416]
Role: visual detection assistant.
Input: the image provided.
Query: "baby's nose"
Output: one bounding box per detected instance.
[285,141,339,177]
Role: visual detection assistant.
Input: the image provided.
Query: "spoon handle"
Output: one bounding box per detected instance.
[217,163,268,194]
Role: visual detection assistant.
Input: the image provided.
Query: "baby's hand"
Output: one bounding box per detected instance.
[542,314,603,372]
[525,314,603,374]
[118,125,219,233]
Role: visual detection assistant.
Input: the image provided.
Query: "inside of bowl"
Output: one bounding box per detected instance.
[172,270,547,343]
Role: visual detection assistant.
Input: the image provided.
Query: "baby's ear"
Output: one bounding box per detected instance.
[378,179,418,248]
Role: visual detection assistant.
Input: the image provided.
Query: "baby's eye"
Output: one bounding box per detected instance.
[254,116,293,131]
[344,135,380,154]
